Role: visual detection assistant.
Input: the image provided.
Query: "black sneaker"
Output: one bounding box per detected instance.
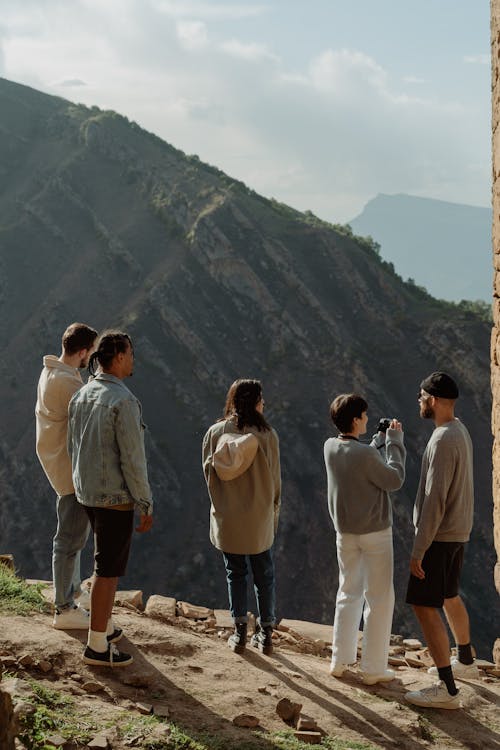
[83,643,133,667]
[107,628,123,644]
[228,623,247,654]
[251,626,273,655]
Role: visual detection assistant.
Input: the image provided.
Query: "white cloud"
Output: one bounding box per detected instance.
[464,54,489,65]
[176,20,208,51]
[220,39,278,63]
[0,2,490,222]
[53,78,87,87]
[153,1,269,20]
[403,75,425,85]
[309,49,387,94]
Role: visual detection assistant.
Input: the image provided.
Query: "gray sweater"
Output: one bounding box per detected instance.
[324,429,406,535]
[412,419,474,560]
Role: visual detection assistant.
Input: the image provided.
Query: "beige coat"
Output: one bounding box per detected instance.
[202,418,281,555]
[35,356,84,496]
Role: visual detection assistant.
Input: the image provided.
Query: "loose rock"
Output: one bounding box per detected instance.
[45,735,66,748]
[18,654,34,667]
[88,734,110,749]
[388,656,407,667]
[136,702,153,715]
[214,609,233,629]
[83,680,105,694]
[403,638,423,650]
[177,601,214,620]
[144,595,177,621]
[13,700,36,719]
[403,653,426,669]
[297,715,318,731]
[0,657,17,669]
[232,713,260,728]
[276,697,302,725]
[115,590,144,610]
[153,703,170,719]
[493,638,500,668]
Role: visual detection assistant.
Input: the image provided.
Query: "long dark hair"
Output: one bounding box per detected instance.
[221,379,270,432]
[88,331,132,376]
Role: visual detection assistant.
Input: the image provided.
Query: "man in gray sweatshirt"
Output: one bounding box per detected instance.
[405,372,477,710]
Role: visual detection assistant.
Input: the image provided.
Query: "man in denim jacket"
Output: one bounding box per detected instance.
[68,331,153,667]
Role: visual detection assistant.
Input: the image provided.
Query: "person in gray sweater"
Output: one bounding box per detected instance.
[405,372,477,711]
[324,393,406,685]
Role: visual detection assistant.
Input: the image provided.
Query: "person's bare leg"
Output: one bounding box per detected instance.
[90,576,118,632]
[442,595,470,646]
[412,605,451,667]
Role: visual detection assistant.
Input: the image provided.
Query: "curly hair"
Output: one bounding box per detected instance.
[222,379,270,432]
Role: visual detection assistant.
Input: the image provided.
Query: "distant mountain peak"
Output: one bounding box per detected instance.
[350,193,492,301]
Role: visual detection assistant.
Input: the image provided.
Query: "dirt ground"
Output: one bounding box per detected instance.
[1,605,499,750]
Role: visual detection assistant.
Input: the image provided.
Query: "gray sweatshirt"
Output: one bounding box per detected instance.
[412,419,473,560]
[324,428,406,535]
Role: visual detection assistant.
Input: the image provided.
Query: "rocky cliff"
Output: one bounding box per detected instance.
[0,77,496,656]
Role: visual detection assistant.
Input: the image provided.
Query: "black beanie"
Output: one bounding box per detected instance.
[420,371,459,399]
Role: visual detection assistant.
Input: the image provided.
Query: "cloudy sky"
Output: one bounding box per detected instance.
[0,0,491,222]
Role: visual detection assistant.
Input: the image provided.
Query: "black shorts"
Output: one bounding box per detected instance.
[406,541,465,608]
[85,507,134,578]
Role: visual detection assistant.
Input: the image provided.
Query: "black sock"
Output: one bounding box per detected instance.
[437,665,458,695]
[457,643,474,665]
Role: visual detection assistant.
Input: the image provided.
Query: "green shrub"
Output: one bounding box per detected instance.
[0,566,48,616]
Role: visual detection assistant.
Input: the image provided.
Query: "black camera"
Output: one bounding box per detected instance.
[377,418,392,433]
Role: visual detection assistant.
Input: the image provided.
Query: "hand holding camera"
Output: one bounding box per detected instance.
[378,418,403,433]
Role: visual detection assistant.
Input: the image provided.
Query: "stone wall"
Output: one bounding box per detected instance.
[0,665,16,750]
[492,0,500,594]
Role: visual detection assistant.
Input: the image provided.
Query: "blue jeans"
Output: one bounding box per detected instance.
[222,549,276,628]
[53,493,91,611]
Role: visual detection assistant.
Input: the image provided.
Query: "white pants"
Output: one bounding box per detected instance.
[331,526,394,675]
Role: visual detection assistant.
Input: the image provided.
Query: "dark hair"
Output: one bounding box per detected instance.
[62,323,98,355]
[222,379,270,432]
[329,393,368,434]
[88,331,132,376]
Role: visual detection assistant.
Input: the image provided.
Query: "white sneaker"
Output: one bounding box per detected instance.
[330,663,347,677]
[427,658,479,680]
[406,681,460,710]
[361,669,396,685]
[53,605,90,630]
[75,589,91,610]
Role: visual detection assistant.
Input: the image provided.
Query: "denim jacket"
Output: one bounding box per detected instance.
[67,373,153,515]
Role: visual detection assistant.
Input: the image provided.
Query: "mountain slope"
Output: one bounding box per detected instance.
[0,77,496,656]
[350,193,492,302]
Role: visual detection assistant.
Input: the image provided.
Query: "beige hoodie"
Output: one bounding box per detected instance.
[202,418,281,555]
[35,355,84,496]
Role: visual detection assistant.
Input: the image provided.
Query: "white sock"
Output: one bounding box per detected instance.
[87,629,108,653]
[106,618,114,636]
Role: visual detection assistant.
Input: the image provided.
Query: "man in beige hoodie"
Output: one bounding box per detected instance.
[36,322,98,629]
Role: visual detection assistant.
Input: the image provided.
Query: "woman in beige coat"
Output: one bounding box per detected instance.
[202,379,281,655]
